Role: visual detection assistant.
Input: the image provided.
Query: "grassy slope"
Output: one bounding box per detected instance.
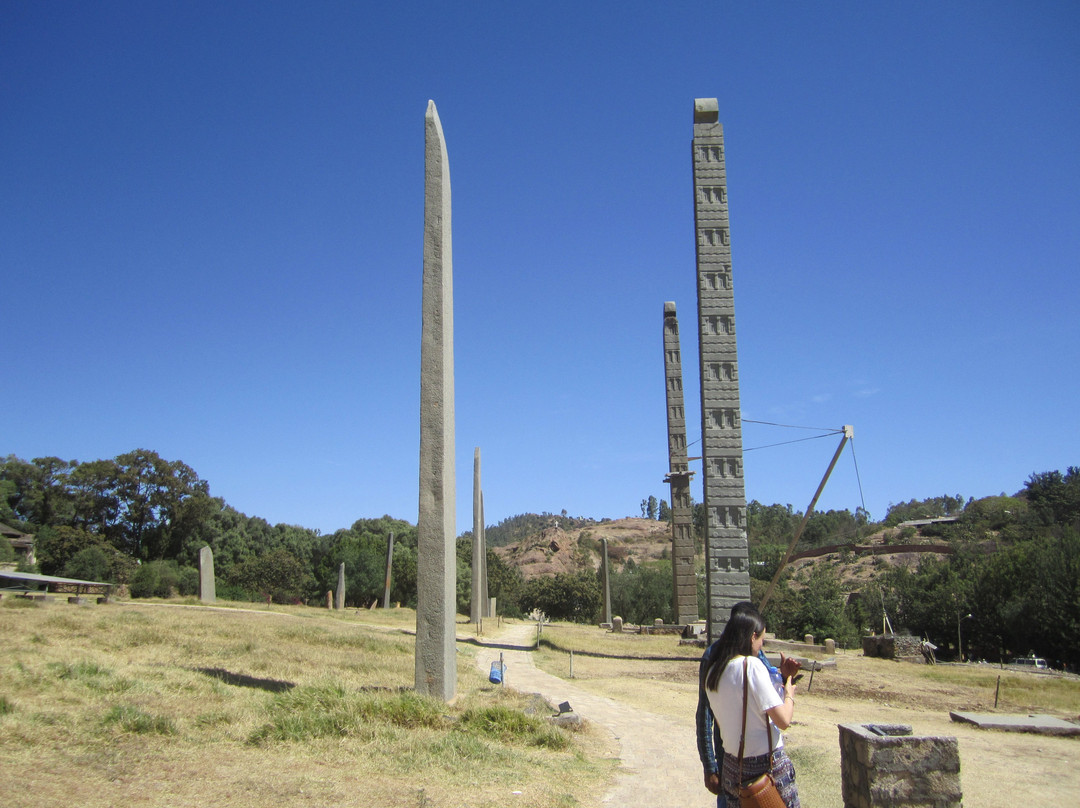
[0,599,614,808]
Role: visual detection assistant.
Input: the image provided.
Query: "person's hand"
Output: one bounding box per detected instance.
[780,652,801,683]
[704,771,721,795]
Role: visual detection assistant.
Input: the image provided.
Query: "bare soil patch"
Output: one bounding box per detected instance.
[532,625,1080,808]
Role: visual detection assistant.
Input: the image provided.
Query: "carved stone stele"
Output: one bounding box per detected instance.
[416,100,457,701]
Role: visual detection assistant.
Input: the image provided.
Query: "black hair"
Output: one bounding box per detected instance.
[703,604,766,691]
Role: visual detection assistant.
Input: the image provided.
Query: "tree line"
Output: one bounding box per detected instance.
[754,469,1080,670]
[4,451,1077,667]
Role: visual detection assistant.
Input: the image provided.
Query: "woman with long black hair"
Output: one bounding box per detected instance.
[703,605,800,807]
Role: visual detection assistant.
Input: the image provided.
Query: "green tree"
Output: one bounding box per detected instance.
[787,565,859,647]
[62,547,113,582]
[130,560,184,598]
[609,559,672,625]
[34,525,103,575]
[1023,467,1080,528]
[485,548,524,618]
[229,548,310,604]
[519,570,600,623]
[646,496,658,520]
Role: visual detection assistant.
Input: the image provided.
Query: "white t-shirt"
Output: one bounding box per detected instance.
[706,654,784,758]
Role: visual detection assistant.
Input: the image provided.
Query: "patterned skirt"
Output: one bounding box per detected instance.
[721,748,800,808]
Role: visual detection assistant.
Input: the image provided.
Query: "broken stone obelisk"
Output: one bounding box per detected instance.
[601,537,612,625]
[198,545,215,604]
[336,562,345,610]
[416,99,457,701]
[693,98,751,643]
[663,302,698,625]
[382,531,395,609]
[471,447,483,623]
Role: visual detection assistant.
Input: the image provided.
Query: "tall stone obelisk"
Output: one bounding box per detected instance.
[480,491,490,617]
[382,531,395,609]
[416,100,457,701]
[663,302,698,625]
[692,98,751,643]
[600,537,612,625]
[471,447,483,624]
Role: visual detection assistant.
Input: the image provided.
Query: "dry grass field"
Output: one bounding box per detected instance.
[532,623,1080,808]
[0,598,614,808]
[5,597,1078,807]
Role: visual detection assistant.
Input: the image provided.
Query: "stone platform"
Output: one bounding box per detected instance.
[950,711,1080,736]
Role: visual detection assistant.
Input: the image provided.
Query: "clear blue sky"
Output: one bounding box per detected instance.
[3,2,1078,536]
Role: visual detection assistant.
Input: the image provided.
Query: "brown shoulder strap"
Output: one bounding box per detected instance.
[737,656,748,783]
[738,656,776,788]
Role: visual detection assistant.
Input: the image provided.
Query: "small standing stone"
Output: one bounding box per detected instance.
[612,616,623,633]
[198,545,216,604]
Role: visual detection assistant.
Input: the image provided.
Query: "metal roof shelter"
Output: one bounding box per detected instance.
[0,569,112,597]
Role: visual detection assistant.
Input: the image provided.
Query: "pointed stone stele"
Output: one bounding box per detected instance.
[382,531,395,609]
[471,447,484,623]
[480,491,489,617]
[601,538,612,625]
[198,546,216,604]
[335,562,345,610]
[415,99,457,702]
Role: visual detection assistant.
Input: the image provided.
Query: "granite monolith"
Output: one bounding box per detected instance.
[693,98,751,643]
[415,99,457,701]
[663,302,698,625]
[198,545,215,604]
[336,562,345,610]
[601,538,612,625]
[471,447,484,623]
[480,491,489,617]
[382,531,395,609]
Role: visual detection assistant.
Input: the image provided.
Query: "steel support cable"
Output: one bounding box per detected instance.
[687,419,841,453]
[849,437,868,515]
[745,433,837,453]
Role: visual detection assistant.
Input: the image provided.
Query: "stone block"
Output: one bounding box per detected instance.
[839,723,961,807]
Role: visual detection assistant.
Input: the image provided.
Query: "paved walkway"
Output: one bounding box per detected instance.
[474,623,717,808]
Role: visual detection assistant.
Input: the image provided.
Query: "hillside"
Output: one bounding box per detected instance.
[493,515,963,587]
[492,517,672,578]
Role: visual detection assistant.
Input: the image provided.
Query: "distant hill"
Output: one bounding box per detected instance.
[492,516,671,579]
[491,513,970,587]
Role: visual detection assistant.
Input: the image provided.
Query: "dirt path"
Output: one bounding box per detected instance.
[474,623,716,808]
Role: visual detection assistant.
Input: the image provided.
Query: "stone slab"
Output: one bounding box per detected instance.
[950,711,1080,736]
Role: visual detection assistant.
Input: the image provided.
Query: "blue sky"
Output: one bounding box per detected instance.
[3,2,1078,536]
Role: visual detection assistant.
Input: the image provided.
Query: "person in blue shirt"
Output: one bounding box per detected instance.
[696,602,779,806]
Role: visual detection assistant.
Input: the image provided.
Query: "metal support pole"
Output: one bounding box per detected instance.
[759,426,853,612]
